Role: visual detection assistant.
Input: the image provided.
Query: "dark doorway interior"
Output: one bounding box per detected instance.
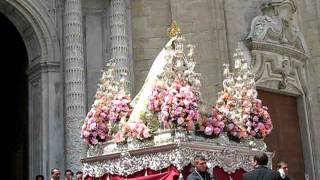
[258,90,305,180]
[0,13,28,180]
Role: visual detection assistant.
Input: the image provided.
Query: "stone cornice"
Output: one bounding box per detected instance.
[244,40,309,61]
[27,61,61,80]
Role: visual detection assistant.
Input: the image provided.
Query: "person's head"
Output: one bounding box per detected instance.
[277,161,289,176]
[76,171,83,180]
[51,168,61,180]
[194,155,208,172]
[36,175,44,180]
[252,152,269,167]
[65,169,73,180]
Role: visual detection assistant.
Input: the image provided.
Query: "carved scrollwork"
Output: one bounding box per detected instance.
[246,0,309,55]
[244,1,310,96]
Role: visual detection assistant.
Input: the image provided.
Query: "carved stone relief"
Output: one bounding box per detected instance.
[246,0,308,55]
[278,56,290,89]
[245,0,309,94]
[244,1,316,179]
[250,52,302,95]
[39,0,57,23]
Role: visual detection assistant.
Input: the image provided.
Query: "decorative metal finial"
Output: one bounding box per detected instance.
[167,20,181,38]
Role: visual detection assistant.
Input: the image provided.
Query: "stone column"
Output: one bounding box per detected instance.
[110,0,132,92]
[64,0,86,170]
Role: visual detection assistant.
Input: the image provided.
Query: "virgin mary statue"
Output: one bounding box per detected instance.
[128,22,180,123]
[128,37,176,122]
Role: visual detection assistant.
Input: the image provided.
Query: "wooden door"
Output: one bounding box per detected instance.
[258,90,305,180]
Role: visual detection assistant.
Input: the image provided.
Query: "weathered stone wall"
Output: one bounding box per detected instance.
[294,1,320,177]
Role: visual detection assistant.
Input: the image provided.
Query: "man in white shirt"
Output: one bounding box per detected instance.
[50,168,61,180]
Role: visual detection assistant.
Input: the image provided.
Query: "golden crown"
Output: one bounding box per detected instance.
[167,21,181,38]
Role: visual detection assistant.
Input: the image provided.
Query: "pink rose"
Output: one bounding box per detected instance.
[114,132,124,142]
[91,138,98,145]
[217,121,225,129]
[242,100,249,107]
[213,128,221,135]
[177,117,185,125]
[204,126,214,135]
[82,131,90,138]
[250,130,256,136]
[227,123,234,130]
[89,122,97,130]
[99,133,106,140]
[200,126,205,131]
[99,123,106,129]
[258,123,265,129]
[143,130,150,138]
[92,132,98,137]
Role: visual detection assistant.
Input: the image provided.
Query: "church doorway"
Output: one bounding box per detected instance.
[0,12,28,179]
[258,90,305,180]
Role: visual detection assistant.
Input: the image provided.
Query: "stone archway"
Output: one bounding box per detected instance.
[0,12,28,179]
[244,0,316,179]
[0,0,63,179]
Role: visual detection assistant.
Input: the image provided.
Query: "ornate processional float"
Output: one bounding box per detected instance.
[80,22,274,180]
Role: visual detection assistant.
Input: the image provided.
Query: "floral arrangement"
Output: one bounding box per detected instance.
[107,77,151,143]
[247,99,272,139]
[196,48,273,141]
[105,84,153,143]
[195,111,225,138]
[114,122,151,143]
[81,104,110,145]
[81,64,134,145]
[107,90,132,123]
[81,63,118,145]
[148,84,167,113]
[158,80,200,130]
[107,89,133,137]
[214,91,249,141]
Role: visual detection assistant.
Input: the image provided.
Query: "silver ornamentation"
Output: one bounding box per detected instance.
[82,136,270,177]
